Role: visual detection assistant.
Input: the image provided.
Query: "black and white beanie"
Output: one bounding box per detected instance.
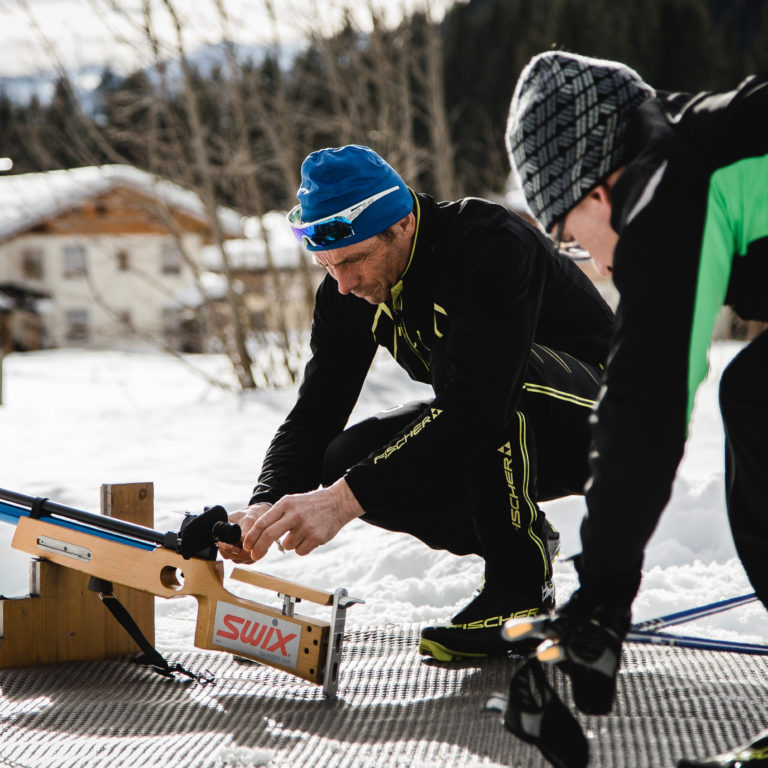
[506,51,655,232]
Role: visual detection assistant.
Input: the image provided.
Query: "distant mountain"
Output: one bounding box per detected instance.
[0,39,300,107]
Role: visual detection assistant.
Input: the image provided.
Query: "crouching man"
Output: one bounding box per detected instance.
[220,144,614,661]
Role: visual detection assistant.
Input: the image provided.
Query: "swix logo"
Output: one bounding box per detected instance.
[217,615,296,654]
[213,602,300,668]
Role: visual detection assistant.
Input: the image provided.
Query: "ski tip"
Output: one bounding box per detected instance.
[502,617,541,642]
[536,638,567,664]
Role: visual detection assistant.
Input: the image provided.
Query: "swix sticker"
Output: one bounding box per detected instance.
[213,602,300,669]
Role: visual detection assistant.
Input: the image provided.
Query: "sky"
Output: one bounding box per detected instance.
[0,0,457,79]
[0,340,766,657]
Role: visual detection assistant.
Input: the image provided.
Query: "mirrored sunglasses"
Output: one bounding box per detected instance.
[287,186,399,248]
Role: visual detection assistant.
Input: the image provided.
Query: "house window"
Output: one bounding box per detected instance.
[161,242,183,275]
[161,307,178,337]
[64,308,90,342]
[21,248,44,280]
[250,310,267,331]
[116,250,130,271]
[117,309,133,331]
[63,245,87,278]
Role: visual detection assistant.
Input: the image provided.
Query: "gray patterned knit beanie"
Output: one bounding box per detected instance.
[506,51,655,232]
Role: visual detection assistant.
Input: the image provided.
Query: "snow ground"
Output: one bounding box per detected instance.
[0,340,765,652]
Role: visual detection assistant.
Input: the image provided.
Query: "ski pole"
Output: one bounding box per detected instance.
[627,629,768,656]
[631,593,758,633]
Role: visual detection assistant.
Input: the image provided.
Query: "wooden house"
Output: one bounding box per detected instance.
[0,165,243,351]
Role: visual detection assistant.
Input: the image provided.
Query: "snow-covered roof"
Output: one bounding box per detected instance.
[203,211,313,272]
[0,164,244,243]
[170,270,232,307]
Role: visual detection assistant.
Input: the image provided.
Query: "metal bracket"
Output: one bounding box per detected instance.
[279,593,299,617]
[36,536,92,562]
[322,587,364,699]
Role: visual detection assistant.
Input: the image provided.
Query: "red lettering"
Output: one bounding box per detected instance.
[260,627,275,649]
[216,614,243,641]
[216,611,297,658]
[240,621,267,647]
[267,629,297,656]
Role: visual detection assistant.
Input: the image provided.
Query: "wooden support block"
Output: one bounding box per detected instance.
[231,568,335,606]
[100,482,155,653]
[0,482,155,668]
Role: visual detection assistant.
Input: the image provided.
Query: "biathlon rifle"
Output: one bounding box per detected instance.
[0,487,362,697]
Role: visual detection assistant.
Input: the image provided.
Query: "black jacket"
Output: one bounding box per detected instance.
[581,76,768,593]
[251,193,614,510]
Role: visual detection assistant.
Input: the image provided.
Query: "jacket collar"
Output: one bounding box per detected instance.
[389,189,422,306]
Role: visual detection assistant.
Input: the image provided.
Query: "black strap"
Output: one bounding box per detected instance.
[88,578,213,685]
[30,496,49,519]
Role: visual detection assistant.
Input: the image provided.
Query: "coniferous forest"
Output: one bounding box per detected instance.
[1,0,767,213]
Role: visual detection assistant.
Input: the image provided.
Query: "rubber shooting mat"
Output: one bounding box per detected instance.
[0,625,766,767]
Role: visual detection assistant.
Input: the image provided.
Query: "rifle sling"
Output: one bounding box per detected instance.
[88,577,213,685]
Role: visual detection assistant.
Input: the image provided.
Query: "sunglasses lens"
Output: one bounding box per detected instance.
[309,219,353,245]
[290,217,354,247]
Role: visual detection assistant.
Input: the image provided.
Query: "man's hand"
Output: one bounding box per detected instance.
[227,479,364,563]
[218,502,273,564]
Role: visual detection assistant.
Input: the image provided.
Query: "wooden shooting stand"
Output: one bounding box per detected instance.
[0,482,154,668]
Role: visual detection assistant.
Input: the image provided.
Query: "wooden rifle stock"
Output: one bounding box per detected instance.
[3,489,361,698]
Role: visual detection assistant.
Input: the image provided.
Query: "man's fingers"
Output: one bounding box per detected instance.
[241,506,282,550]
[293,537,316,557]
[248,522,290,559]
[218,540,254,563]
[216,503,277,562]
[282,529,315,556]
[244,508,296,560]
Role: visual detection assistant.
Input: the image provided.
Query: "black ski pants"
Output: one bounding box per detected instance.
[720,329,768,609]
[321,343,602,604]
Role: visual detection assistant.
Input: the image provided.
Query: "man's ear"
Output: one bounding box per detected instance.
[589,184,612,205]
[398,211,416,237]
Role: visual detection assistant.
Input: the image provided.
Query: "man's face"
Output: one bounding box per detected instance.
[557,184,618,277]
[313,215,414,304]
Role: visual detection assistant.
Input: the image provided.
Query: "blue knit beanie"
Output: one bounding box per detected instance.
[296,145,413,251]
[506,52,655,232]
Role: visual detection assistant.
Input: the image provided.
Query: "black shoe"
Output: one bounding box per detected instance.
[677,729,768,767]
[503,658,589,768]
[419,580,556,662]
[503,591,630,715]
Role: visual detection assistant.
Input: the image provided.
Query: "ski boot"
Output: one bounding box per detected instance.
[502,591,630,715]
[677,729,768,767]
[419,579,556,662]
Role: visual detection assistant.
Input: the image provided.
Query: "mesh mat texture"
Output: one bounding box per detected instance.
[0,625,766,768]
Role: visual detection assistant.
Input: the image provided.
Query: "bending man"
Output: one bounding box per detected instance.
[507,50,768,761]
